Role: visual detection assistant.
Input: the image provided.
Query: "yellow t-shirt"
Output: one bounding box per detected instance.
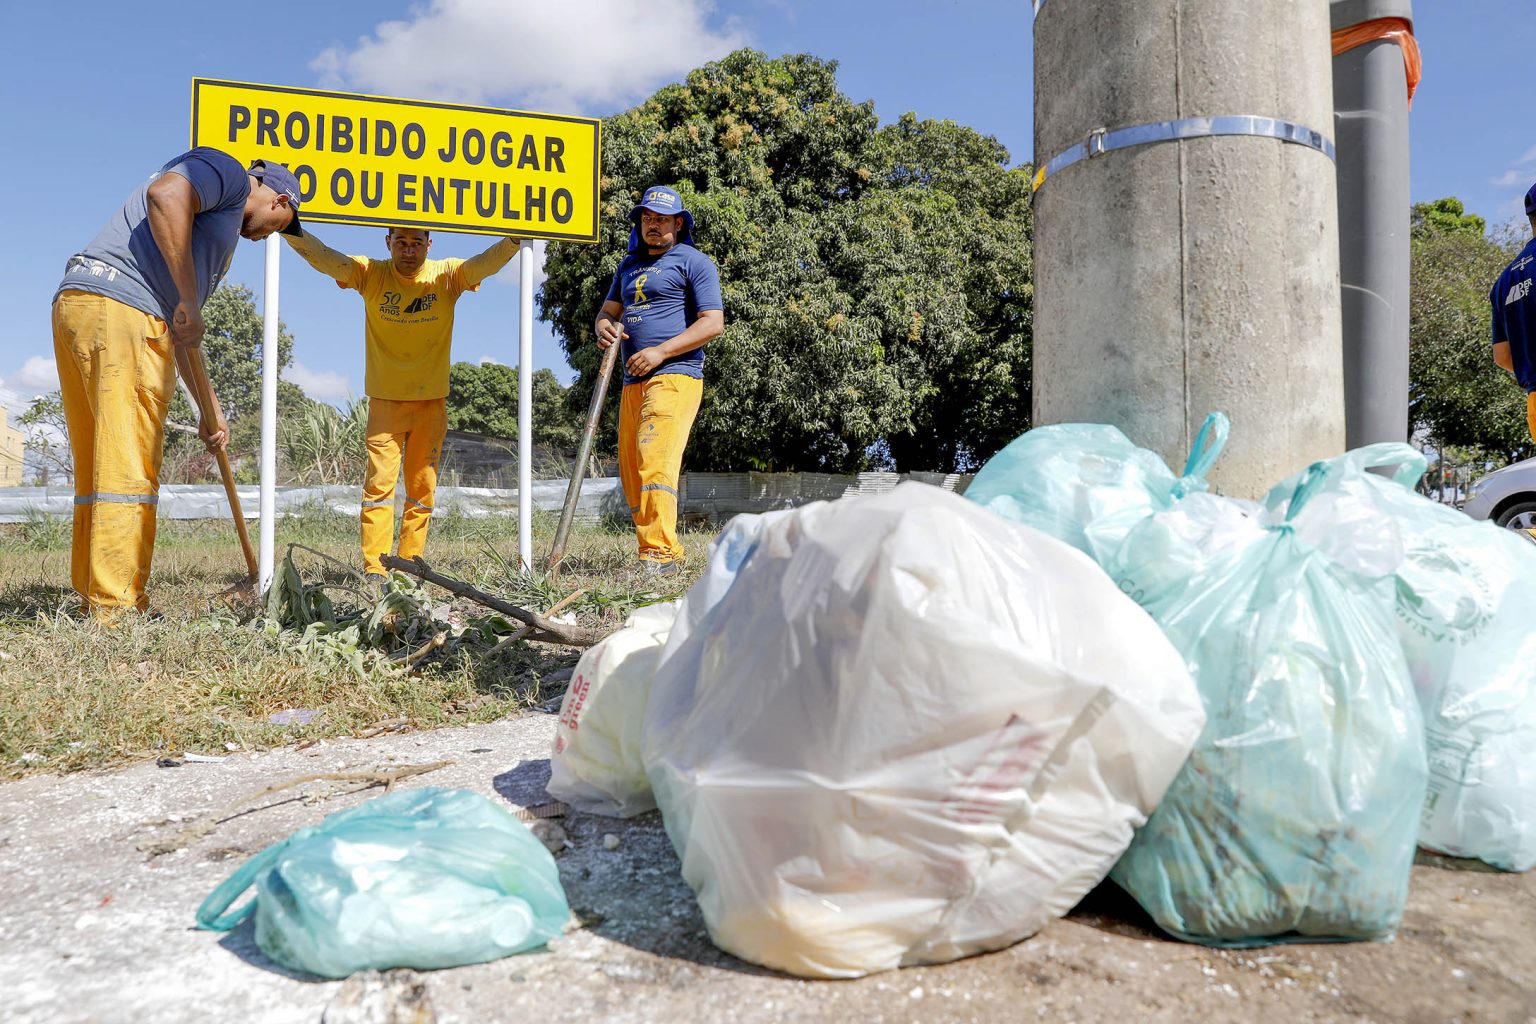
[342,257,480,401]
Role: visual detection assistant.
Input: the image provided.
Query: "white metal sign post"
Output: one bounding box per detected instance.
[259,235,280,592]
[518,243,536,572]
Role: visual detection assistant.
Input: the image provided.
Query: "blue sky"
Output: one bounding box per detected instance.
[1,0,1530,418]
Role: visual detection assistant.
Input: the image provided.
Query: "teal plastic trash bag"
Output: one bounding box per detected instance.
[965,412,1229,560]
[1108,463,1428,946]
[1264,444,1536,872]
[196,788,570,978]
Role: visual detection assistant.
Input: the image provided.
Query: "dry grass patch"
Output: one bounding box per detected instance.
[0,506,717,776]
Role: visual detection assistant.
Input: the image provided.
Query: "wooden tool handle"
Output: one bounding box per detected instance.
[215,446,258,579]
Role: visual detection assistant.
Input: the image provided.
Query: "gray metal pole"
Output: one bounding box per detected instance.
[1032,1,1345,497]
[1331,0,1414,447]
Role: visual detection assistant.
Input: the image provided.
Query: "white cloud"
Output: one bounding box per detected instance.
[1490,145,1536,189]
[0,356,59,419]
[4,356,59,395]
[283,361,355,402]
[311,0,747,113]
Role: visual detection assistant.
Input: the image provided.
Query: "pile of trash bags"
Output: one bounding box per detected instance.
[550,411,1536,976]
[198,410,1535,982]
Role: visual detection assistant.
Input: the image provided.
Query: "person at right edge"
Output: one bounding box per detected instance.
[594,186,724,575]
[1491,181,1536,442]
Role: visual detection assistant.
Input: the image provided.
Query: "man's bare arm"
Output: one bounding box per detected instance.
[1495,341,1515,374]
[146,171,205,348]
[282,227,357,283]
[624,309,724,378]
[596,299,627,350]
[460,236,523,289]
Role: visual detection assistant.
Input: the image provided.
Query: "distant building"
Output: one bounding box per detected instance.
[0,406,23,486]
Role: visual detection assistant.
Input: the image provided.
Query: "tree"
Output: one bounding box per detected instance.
[538,50,1034,472]
[446,361,584,450]
[161,284,301,477]
[165,284,296,432]
[1409,199,1529,463]
[1411,197,1486,241]
[17,392,71,484]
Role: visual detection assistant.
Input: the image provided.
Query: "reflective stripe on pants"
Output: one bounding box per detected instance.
[360,396,447,575]
[53,290,174,614]
[618,374,702,563]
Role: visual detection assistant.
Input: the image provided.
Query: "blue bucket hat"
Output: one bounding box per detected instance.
[628,185,693,252]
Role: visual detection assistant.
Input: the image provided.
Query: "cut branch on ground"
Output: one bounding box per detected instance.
[381,555,604,647]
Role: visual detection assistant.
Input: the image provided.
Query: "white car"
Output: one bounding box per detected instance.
[1462,457,1536,529]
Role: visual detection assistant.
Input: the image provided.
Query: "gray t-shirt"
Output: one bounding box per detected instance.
[55,147,250,322]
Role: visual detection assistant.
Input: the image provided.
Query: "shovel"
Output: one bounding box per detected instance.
[178,366,258,600]
[547,337,622,573]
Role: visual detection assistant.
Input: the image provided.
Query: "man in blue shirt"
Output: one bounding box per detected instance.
[594,186,724,574]
[1492,182,1536,443]
[52,147,301,618]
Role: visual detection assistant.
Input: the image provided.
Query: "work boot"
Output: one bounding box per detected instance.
[641,559,680,578]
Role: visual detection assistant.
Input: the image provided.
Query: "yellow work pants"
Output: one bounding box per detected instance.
[618,374,702,564]
[361,397,447,575]
[52,290,175,615]
[1527,392,1536,445]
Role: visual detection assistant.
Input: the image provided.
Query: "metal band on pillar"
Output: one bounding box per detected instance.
[1031,115,1337,193]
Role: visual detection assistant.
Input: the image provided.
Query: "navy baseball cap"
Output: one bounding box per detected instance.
[628,185,693,251]
[249,160,305,236]
[1526,181,1536,216]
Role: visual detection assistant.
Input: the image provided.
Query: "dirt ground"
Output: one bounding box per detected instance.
[2,712,1532,1024]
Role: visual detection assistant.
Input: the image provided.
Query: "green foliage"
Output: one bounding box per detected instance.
[280,398,370,485]
[1409,199,1529,461]
[162,284,302,477]
[445,361,584,449]
[196,284,296,421]
[260,546,518,677]
[224,380,317,483]
[1410,198,1487,241]
[538,50,1034,472]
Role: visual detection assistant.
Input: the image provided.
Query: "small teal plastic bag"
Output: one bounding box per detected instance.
[1264,444,1536,872]
[965,413,1229,560]
[1107,464,1428,946]
[196,788,570,978]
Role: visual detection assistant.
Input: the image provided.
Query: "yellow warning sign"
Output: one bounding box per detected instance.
[191,78,601,241]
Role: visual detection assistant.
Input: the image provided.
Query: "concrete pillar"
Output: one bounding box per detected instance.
[1332,0,1413,447]
[1032,1,1344,496]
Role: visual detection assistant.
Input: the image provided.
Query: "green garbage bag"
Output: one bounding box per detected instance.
[1107,464,1428,946]
[965,412,1229,561]
[1264,444,1536,872]
[196,788,570,978]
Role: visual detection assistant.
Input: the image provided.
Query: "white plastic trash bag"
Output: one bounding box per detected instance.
[642,483,1206,978]
[547,601,678,817]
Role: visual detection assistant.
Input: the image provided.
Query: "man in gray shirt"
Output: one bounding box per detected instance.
[52,147,300,619]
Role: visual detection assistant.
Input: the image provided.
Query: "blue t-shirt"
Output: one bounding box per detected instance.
[55,147,250,323]
[604,243,723,385]
[1492,237,1536,392]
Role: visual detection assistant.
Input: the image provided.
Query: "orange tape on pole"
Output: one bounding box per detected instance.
[1332,17,1422,107]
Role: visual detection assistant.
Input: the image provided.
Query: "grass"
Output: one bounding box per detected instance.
[0,506,718,777]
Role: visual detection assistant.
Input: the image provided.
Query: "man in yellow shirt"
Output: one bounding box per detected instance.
[284,226,521,579]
